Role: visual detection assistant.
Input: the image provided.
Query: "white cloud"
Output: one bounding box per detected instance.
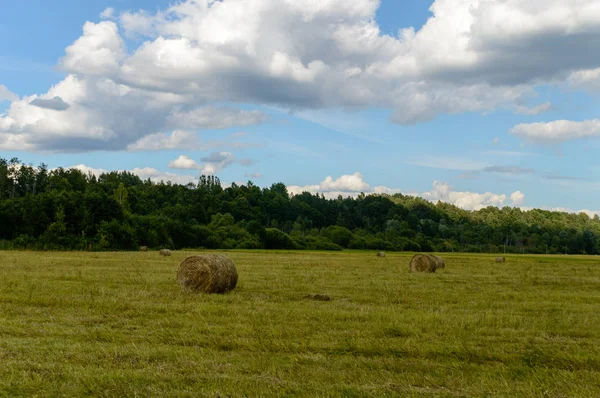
[168,152,235,175]
[420,181,511,211]
[100,8,115,20]
[321,172,370,192]
[515,102,552,115]
[510,191,526,206]
[568,67,600,91]
[167,108,266,130]
[0,74,266,151]
[127,130,198,151]
[511,119,600,144]
[131,167,197,185]
[0,85,18,102]
[68,164,197,185]
[288,173,525,210]
[3,0,600,151]
[244,172,262,179]
[60,21,125,76]
[168,155,200,170]
[69,164,108,176]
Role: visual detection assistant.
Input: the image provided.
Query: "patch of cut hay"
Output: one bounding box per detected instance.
[160,249,172,257]
[177,254,238,294]
[377,252,386,258]
[305,294,331,301]
[139,246,148,252]
[409,254,445,273]
[496,257,506,263]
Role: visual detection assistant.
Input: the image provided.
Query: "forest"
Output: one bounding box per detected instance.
[1,157,599,254]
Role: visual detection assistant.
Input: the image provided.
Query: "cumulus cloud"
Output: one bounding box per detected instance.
[0,85,18,102]
[30,96,71,111]
[3,0,600,151]
[69,164,197,185]
[288,173,525,210]
[60,21,125,76]
[168,152,236,175]
[420,181,510,211]
[0,74,266,151]
[510,191,526,206]
[511,119,600,144]
[168,155,200,170]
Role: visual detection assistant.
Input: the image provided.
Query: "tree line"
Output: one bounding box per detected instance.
[1,157,599,254]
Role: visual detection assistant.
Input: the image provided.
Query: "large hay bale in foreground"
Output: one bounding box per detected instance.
[377,252,386,258]
[496,257,506,263]
[139,246,148,252]
[160,249,171,257]
[409,254,445,273]
[177,254,238,294]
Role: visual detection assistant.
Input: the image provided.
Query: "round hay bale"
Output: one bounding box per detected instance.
[435,256,446,269]
[177,254,238,294]
[139,246,148,252]
[495,257,506,263]
[160,249,172,257]
[410,254,445,273]
[377,252,386,258]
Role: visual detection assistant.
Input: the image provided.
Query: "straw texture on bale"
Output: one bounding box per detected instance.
[160,249,171,257]
[177,254,238,294]
[139,246,148,252]
[377,252,386,258]
[496,257,506,263]
[409,254,445,273]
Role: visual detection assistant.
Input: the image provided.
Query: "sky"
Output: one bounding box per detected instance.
[1,0,600,214]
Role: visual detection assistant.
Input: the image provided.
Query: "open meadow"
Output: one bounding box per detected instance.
[1,250,600,397]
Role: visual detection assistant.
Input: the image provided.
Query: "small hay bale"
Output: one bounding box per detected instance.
[160,249,172,257]
[496,257,506,263]
[177,254,238,294]
[139,246,148,252]
[409,254,445,273]
[377,252,386,258]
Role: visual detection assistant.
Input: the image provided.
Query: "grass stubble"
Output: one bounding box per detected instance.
[0,251,599,397]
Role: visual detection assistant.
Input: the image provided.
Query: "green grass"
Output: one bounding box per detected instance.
[1,251,600,397]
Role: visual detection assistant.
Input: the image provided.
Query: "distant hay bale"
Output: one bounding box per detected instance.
[177,254,238,294]
[496,257,506,263]
[139,246,148,252]
[410,254,445,273]
[160,249,172,257]
[377,252,386,258]
[305,294,331,301]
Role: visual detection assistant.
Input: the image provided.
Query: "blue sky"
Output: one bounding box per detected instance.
[1,0,600,213]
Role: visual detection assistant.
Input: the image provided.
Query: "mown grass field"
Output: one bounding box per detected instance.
[1,250,600,397]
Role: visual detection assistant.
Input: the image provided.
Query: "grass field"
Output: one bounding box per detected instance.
[1,250,600,397]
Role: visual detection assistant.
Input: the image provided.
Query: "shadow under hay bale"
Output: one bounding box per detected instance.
[160,249,171,257]
[177,254,238,294]
[496,257,506,263]
[377,252,386,258]
[139,246,148,252]
[410,254,445,273]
